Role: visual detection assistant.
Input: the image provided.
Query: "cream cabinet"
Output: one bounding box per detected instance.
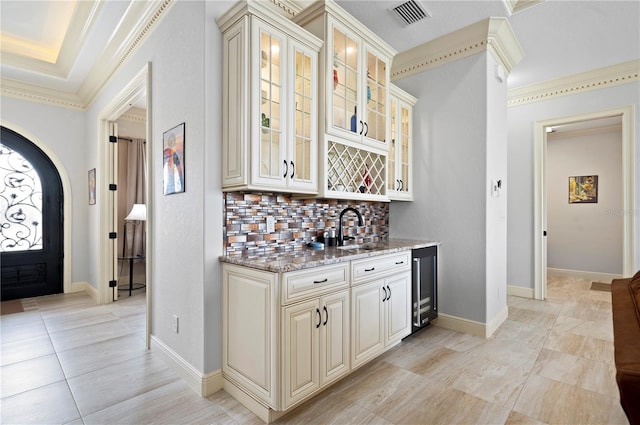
[218,1,321,194]
[388,84,416,201]
[283,289,349,409]
[350,252,412,368]
[222,250,411,422]
[293,0,397,200]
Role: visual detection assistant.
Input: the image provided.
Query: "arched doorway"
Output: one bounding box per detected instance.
[1,126,63,300]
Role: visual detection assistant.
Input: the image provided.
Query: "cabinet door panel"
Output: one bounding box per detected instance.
[320,290,350,386]
[289,41,318,191]
[351,280,384,368]
[252,23,286,187]
[283,299,320,409]
[385,271,411,345]
[222,265,277,407]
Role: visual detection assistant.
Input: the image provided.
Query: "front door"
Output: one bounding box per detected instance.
[1,126,63,300]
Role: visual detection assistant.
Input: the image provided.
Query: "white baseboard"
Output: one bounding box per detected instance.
[434,313,487,338]
[547,268,622,283]
[150,335,222,397]
[486,305,509,338]
[507,284,535,299]
[434,306,509,338]
[67,281,99,302]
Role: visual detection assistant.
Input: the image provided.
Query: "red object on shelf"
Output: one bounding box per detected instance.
[333,69,338,90]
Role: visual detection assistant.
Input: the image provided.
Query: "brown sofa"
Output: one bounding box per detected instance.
[611,270,640,425]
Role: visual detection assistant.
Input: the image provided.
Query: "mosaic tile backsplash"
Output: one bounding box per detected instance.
[224,192,389,255]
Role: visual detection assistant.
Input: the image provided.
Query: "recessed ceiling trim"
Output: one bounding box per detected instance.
[0,1,103,80]
[508,59,640,107]
[504,0,545,14]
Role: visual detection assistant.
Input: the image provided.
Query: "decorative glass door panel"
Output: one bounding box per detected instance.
[365,50,387,144]
[1,144,43,252]
[331,25,358,134]
[400,104,410,194]
[293,49,313,184]
[387,98,397,194]
[259,30,284,181]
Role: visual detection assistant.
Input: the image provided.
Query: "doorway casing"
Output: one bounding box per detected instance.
[534,105,636,300]
[97,63,152,346]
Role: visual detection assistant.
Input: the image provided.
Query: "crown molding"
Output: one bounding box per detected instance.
[508,59,640,107]
[0,78,86,111]
[504,0,545,14]
[391,17,524,81]
[79,0,174,108]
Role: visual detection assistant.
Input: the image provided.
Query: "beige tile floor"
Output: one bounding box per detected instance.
[0,276,628,425]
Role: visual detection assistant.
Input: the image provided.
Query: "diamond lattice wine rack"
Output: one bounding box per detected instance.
[325,141,387,200]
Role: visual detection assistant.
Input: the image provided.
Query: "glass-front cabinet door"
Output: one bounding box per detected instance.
[326,18,390,150]
[289,43,317,191]
[329,20,359,139]
[388,84,415,201]
[364,47,388,146]
[255,25,286,187]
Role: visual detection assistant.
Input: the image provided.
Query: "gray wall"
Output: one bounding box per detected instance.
[391,52,490,323]
[547,128,623,274]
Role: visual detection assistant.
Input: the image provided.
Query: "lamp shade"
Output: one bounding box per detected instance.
[125,204,146,221]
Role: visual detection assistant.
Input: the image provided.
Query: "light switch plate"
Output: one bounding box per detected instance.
[266,216,275,233]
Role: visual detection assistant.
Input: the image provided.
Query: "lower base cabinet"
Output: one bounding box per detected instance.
[222,251,411,422]
[351,271,412,368]
[283,289,349,409]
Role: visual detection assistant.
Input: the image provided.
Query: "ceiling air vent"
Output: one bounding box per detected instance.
[390,0,430,26]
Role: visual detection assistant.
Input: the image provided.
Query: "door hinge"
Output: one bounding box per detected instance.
[109,136,117,143]
[109,280,117,288]
[109,184,117,191]
[109,232,117,239]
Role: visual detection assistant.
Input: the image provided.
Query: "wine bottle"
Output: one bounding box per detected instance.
[350,106,357,132]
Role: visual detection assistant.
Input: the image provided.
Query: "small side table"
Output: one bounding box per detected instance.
[118,256,146,296]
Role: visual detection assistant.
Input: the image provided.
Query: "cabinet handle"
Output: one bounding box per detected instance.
[396,179,401,191]
[382,286,388,302]
[364,267,375,272]
[359,120,364,135]
[399,179,404,191]
[413,258,421,327]
[290,161,295,179]
[323,306,328,326]
[364,122,369,137]
[283,160,288,178]
[395,261,404,265]
[316,308,321,328]
[313,278,328,284]
[387,285,391,300]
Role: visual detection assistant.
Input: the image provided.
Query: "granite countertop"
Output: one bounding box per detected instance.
[219,238,439,273]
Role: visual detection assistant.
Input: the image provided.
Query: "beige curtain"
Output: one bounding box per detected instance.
[123,138,146,257]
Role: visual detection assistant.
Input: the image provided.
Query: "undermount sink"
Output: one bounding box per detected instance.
[336,243,378,251]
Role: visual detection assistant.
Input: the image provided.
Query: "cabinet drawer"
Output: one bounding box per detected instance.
[351,251,411,284]
[282,263,349,304]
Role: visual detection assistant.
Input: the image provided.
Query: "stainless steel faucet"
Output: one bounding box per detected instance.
[337,207,364,246]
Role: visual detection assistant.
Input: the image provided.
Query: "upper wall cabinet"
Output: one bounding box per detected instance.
[294,0,396,151]
[218,1,322,194]
[388,84,416,201]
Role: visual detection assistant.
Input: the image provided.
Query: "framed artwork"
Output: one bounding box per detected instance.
[163,122,185,195]
[569,175,598,204]
[88,168,96,205]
